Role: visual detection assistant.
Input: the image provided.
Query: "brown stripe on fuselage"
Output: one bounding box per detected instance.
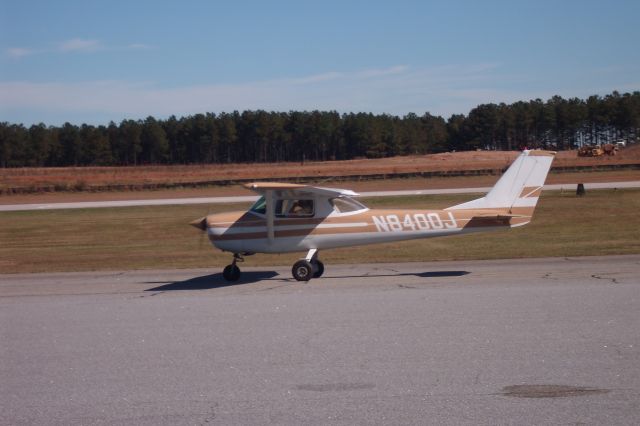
[212,231,268,241]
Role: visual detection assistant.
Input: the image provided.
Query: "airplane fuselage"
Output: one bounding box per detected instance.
[205,206,529,254]
[192,150,554,281]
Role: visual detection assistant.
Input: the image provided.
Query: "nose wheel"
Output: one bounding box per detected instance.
[222,253,243,282]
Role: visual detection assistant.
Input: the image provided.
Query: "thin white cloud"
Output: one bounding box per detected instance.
[5,39,150,58]
[6,47,35,57]
[58,38,102,52]
[359,65,409,78]
[126,43,152,50]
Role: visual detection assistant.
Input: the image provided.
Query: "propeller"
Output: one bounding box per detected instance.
[190,209,211,249]
[190,216,207,231]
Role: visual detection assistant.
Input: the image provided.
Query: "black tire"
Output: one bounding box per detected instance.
[313,260,324,278]
[223,264,241,281]
[292,260,313,282]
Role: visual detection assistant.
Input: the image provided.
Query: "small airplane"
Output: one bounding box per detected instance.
[191,150,555,282]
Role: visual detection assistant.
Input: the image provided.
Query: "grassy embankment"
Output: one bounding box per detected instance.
[1,189,639,274]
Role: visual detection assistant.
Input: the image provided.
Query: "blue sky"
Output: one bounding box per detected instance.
[1,0,639,125]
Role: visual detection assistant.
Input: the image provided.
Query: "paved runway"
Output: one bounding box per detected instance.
[2,256,640,425]
[2,181,640,211]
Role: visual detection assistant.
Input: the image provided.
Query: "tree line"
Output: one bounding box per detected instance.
[1,91,638,168]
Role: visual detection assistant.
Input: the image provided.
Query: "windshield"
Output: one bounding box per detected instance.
[249,196,266,214]
[330,197,367,213]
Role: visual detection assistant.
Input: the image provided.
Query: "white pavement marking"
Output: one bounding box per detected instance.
[1,181,639,212]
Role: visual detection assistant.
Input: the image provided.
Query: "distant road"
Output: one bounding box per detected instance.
[1,181,639,212]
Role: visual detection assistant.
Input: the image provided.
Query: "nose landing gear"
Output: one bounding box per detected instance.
[222,253,243,282]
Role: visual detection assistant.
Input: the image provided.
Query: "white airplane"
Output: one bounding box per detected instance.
[191,150,555,282]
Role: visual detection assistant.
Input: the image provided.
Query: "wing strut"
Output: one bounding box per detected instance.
[265,189,275,243]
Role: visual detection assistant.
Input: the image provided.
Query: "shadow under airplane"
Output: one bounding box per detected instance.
[145,271,280,291]
[145,270,469,292]
[325,270,470,280]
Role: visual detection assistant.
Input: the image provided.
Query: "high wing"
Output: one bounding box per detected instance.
[244,182,359,198]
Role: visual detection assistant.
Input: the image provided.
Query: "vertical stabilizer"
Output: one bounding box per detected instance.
[446,150,556,213]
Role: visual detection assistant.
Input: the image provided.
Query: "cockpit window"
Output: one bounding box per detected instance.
[276,199,314,217]
[250,196,266,214]
[249,196,315,217]
[331,197,367,213]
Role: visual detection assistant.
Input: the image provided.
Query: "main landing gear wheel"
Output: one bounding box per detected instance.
[313,260,324,278]
[292,260,313,282]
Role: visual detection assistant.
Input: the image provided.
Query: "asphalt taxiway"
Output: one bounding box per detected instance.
[2,255,639,425]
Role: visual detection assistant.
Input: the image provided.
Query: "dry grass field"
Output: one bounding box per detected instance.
[1,189,639,274]
[2,146,640,195]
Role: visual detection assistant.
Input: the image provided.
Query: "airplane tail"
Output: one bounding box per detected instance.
[445,150,556,220]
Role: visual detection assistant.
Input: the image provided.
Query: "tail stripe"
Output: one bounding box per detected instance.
[519,187,543,198]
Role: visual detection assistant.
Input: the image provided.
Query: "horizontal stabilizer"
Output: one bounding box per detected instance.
[469,211,531,219]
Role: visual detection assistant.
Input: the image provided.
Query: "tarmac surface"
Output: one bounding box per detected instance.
[2,255,640,425]
[2,181,640,211]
